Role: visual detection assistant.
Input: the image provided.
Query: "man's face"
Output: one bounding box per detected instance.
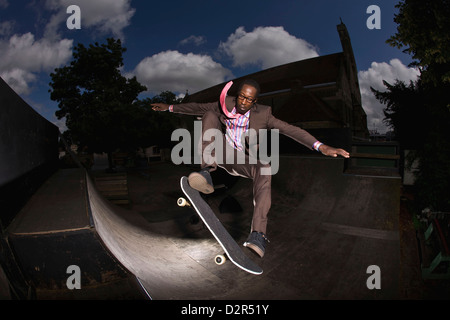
[236,84,258,114]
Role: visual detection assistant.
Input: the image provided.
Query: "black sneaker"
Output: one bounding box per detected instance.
[243,231,269,258]
[188,168,214,194]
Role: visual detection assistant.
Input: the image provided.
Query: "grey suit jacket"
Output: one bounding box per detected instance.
[172,96,318,152]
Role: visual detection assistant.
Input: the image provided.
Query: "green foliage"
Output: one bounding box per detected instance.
[50,38,148,155]
[375,0,450,211]
[49,38,186,171]
[387,0,450,84]
[133,91,184,148]
[372,80,428,150]
[414,130,450,211]
[373,78,450,210]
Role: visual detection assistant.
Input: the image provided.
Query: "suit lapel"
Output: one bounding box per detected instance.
[248,103,261,131]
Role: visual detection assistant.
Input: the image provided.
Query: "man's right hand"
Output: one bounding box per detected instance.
[151,103,170,111]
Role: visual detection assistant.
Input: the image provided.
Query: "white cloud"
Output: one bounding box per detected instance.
[179,35,206,47]
[219,26,319,69]
[0,33,73,94]
[52,115,68,132]
[0,0,134,95]
[0,33,72,72]
[358,59,420,132]
[44,0,135,39]
[1,68,36,95]
[131,50,233,94]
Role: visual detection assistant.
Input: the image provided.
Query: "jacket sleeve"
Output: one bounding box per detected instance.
[266,110,318,150]
[171,101,220,116]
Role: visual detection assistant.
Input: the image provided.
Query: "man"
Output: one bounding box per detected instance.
[151,79,349,258]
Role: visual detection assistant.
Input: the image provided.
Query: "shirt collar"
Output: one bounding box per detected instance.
[231,107,251,119]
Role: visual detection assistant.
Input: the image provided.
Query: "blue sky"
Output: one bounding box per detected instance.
[1,0,420,133]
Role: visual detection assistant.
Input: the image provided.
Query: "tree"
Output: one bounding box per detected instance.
[372,0,450,211]
[387,0,450,85]
[372,80,428,149]
[373,78,450,210]
[133,91,184,148]
[49,38,147,170]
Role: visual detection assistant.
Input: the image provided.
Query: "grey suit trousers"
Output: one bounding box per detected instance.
[200,111,271,235]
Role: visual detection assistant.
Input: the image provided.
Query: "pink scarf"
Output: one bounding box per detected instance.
[219,81,240,119]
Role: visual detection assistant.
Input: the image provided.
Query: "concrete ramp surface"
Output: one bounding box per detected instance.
[6,156,402,299]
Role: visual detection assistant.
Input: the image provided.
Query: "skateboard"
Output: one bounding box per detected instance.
[178,176,263,275]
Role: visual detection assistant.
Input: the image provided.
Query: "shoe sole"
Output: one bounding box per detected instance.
[243,242,264,258]
[188,172,214,194]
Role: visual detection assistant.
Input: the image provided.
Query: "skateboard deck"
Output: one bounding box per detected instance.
[179,176,263,275]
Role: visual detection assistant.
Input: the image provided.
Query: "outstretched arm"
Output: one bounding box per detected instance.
[318,144,350,158]
[151,103,170,111]
[267,112,350,158]
[150,101,219,116]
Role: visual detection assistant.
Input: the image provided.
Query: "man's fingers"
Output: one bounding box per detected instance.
[150,103,166,111]
[322,146,350,158]
[337,149,350,158]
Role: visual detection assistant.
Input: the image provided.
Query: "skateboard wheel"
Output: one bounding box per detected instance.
[215,254,226,265]
[177,197,190,207]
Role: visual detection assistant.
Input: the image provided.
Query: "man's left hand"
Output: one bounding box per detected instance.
[319,145,350,158]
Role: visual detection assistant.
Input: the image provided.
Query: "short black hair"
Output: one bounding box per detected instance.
[237,79,261,97]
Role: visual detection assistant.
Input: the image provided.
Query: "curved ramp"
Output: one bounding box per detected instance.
[86,173,250,299]
[86,156,402,299]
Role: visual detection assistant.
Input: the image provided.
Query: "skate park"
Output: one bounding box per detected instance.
[2,73,435,300]
[2,19,448,298]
